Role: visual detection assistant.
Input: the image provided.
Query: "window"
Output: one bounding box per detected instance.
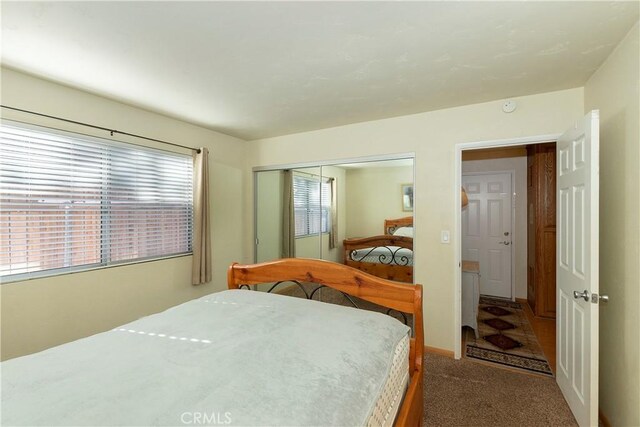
[293,174,331,237]
[0,122,193,282]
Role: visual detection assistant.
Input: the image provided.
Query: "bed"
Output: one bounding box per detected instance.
[2,258,424,427]
[343,216,414,283]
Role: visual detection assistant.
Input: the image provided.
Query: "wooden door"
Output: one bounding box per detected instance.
[527,143,557,318]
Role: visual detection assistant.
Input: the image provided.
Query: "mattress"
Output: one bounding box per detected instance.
[369,333,410,426]
[2,290,410,426]
[351,246,414,266]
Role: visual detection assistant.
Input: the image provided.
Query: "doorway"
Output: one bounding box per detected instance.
[459,144,556,377]
[454,135,561,358]
[461,142,556,348]
[455,112,601,426]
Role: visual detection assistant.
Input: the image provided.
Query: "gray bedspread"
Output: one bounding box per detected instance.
[1,290,410,426]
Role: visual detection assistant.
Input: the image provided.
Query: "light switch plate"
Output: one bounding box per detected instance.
[441,230,450,244]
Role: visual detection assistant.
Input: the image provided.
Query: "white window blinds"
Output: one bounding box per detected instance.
[293,174,330,237]
[0,122,193,281]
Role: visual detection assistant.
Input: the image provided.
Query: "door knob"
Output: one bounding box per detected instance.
[574,290,609,304]
[498,241,511,245]
[573,290,590,302]
[590,293,609,304]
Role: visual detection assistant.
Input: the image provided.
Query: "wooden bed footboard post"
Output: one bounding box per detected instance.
[414,284,424,377]
[395,284,424,427]
[414,284,424,426]
[227,262,240,289]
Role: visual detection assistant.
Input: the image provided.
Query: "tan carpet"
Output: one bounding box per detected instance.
[424,353,577,427]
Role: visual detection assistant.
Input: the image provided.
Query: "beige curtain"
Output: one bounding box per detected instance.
[328,177,338,250]
[192,147,212,285]
[281,170,296,258]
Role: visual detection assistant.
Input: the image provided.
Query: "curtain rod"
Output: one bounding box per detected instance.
[290,169,332,182]
[1,105,200,154]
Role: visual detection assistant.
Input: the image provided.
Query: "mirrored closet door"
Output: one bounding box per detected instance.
[255,166,323,263]
[255,158,415,283]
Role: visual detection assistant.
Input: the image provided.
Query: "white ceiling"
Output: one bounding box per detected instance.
[2,2,638,140]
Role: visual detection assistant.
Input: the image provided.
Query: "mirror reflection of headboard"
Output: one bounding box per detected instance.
[384,216,413,235]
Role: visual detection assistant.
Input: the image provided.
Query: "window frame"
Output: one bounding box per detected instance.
[0,120,194,284]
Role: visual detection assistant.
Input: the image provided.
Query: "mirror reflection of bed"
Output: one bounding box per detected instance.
[254,158,415,315]
[343,216,413,283]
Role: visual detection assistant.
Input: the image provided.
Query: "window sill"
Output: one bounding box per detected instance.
[295,232,331,239]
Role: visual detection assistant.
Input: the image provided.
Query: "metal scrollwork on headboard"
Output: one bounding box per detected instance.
[386,224,400,235]
[266,280,310,299]
[386,308,408,325]
[349,246,411,266]
[238,280,409,326]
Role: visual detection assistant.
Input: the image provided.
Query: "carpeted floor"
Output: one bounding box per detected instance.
[424,353,577,426]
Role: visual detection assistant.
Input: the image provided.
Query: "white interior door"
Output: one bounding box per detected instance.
[556,111,599,427]
[462,173,513,299]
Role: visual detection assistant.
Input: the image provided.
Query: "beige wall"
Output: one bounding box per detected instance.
[246,87,584,351]
[584,22,640,427]
[0,68,249,360]
[345,166,413,238]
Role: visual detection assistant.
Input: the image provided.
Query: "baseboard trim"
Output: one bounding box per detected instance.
[599,408,611,427]
[424,346,455,358]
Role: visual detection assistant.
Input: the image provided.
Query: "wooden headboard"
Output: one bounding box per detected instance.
[384,216,413,235]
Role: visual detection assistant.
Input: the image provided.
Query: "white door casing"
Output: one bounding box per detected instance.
[556,111,599,427]
[462,173,513,299]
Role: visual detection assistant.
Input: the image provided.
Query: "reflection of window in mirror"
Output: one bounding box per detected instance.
[287,167,322,259]
[254,158,414,281]
[293,173,331,238]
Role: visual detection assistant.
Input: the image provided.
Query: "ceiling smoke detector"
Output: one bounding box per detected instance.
[502,99,517,113]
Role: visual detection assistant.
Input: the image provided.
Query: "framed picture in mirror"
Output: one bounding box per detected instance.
[401,183,413,212]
